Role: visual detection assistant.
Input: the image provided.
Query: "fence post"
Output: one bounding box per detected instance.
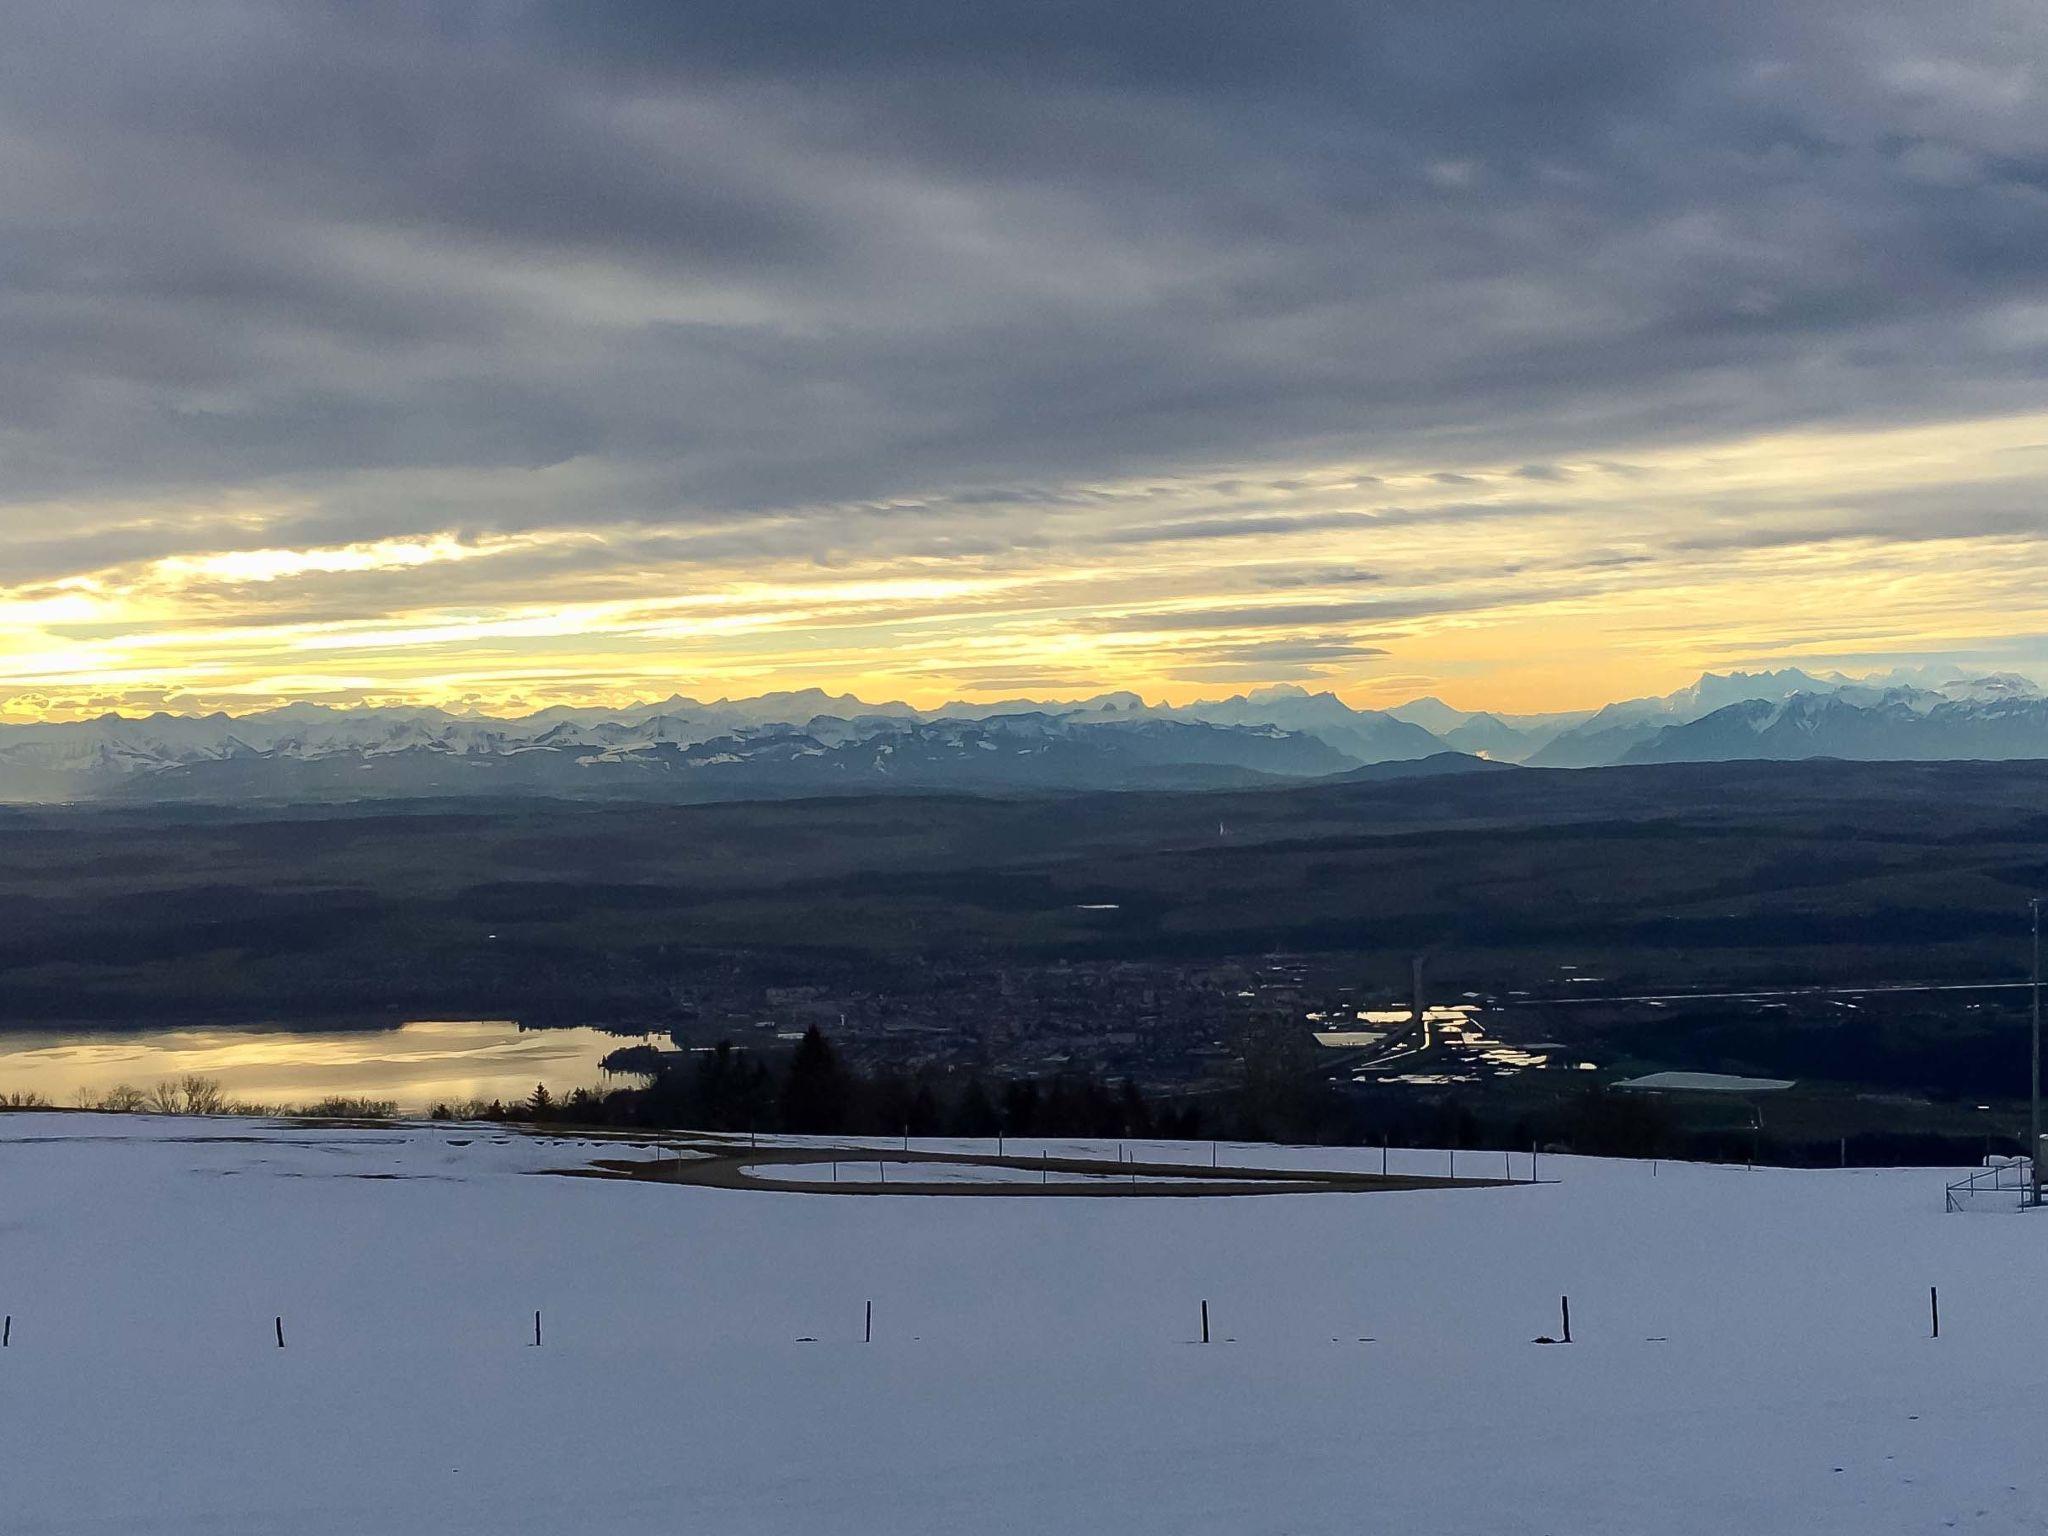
[3,1314,9,1347]
[1201,1300,1210,1344]
[1561,1295,1571,1344]
[1930,1286,1939,1339]
[275,1316,285,1349]
[534,1310,542,1347]
[865,1300,873,1344]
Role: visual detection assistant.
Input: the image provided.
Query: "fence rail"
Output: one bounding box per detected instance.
[1945,1160,2038,1213]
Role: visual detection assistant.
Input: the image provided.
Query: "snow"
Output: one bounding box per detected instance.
[2,1115,2045,1534]
[1613,1070,1798,1092]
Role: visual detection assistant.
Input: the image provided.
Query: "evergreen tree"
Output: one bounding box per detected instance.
[1118,1076,1154,1137]
[780,1025,850,1132]
[687,1040,775,1131]
[950,1078,1001,1137]
[907,1082,941,1137]
[1000,1079,1040,1137]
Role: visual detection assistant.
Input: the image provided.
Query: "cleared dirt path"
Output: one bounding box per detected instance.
[570,1139,1518,1197]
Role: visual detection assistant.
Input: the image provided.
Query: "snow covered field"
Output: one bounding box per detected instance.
[2,1114,2043,1535]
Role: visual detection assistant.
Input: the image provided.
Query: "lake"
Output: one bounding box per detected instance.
[0,1020,669,1112]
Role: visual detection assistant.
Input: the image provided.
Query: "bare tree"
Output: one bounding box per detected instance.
[180,1075,227,1115]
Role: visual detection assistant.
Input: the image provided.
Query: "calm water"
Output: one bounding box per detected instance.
[0,1020,667,1112]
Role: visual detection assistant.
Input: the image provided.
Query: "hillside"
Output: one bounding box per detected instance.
[0,1114,2038,1535]
[4,757,2048,1029]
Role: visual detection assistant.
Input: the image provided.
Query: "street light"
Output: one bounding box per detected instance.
[2026,897,2046,1203]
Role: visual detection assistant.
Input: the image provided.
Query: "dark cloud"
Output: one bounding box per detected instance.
[1080,583,1596,634]
[1664,479,2048,553]
[1161,635,1391,682]
[0,0,2046,550]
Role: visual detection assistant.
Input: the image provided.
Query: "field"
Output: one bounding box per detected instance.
[2,1112,2045,1534]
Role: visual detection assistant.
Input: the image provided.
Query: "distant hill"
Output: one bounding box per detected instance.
[1328,751,1517,783]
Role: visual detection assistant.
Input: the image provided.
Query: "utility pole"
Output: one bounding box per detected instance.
[2032,898,2043,1206]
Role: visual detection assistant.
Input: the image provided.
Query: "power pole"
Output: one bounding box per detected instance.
[2033,898,2043,1206]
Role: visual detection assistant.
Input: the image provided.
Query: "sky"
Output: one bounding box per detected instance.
[4,1,2048,721]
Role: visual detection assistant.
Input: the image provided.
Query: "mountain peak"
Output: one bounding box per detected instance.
[1243,684,1312,702]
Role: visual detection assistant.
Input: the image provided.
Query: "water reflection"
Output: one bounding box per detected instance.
[0,1020,668,1111]
[1307,1004,1595,1086]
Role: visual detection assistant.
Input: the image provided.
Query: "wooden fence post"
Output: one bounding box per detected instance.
[275,1316,285,1349]
[1561,1295,1571,1344]
[1201,1300,1210,1344]
[1930,1286,1939,1339]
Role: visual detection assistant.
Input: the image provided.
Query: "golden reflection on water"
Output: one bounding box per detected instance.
[0,1020,660,1110]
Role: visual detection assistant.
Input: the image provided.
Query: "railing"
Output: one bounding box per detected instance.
[1946,1159,2039,1213]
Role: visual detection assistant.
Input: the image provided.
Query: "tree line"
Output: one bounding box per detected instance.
[438,1025,1206,1140]
[443,1024,2028,1171]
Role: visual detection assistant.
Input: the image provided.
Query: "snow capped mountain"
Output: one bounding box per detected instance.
[0,692,1402,801]
[1526,669,1899,768]
[1164,685,1444,764]
[84,713,1362,803]
[3,667,2044,801]
[1625,686,2048,764]
[931,691,1154,722]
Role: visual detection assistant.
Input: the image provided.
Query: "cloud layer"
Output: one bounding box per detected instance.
[3,1,2048,715]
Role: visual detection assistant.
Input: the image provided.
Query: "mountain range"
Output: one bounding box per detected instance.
[1,667,2043,802]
